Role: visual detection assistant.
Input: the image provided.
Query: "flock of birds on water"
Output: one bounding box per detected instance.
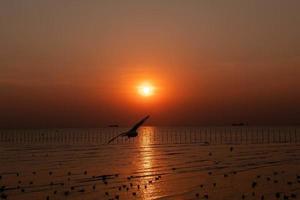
[1,144,299,200]
[0,116,299,199]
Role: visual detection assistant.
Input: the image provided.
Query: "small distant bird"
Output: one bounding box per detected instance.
[107,115,150,144]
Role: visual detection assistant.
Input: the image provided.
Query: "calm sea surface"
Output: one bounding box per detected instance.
[0,126,299,200]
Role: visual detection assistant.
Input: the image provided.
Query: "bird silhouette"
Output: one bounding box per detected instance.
[107,115,150,144]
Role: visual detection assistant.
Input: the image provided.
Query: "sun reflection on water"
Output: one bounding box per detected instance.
[138,126,160,199]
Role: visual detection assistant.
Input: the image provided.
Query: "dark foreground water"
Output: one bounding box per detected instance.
[0,127,299,200]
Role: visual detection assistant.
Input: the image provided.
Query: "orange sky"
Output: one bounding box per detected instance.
[0,1,300,128]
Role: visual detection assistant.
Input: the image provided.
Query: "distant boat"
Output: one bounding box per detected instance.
[108,125,119,127]
[232,123,247,126]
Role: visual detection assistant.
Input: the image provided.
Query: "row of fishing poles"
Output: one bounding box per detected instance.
[0,127,299,145]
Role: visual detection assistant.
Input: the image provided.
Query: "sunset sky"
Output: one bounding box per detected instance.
[0,1,300,128]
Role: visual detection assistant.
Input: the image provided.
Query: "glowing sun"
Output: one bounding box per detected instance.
[137,82,155,97]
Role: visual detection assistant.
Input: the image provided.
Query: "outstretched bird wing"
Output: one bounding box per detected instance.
[107,115,150,144]
[129,115,150,132]
[107,132,127,144]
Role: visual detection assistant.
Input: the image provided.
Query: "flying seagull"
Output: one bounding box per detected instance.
[107,115,150,144]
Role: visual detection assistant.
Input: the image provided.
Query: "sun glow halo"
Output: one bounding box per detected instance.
[138,83,155,97]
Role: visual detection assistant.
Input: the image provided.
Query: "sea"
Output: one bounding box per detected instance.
[0,126,299,200]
